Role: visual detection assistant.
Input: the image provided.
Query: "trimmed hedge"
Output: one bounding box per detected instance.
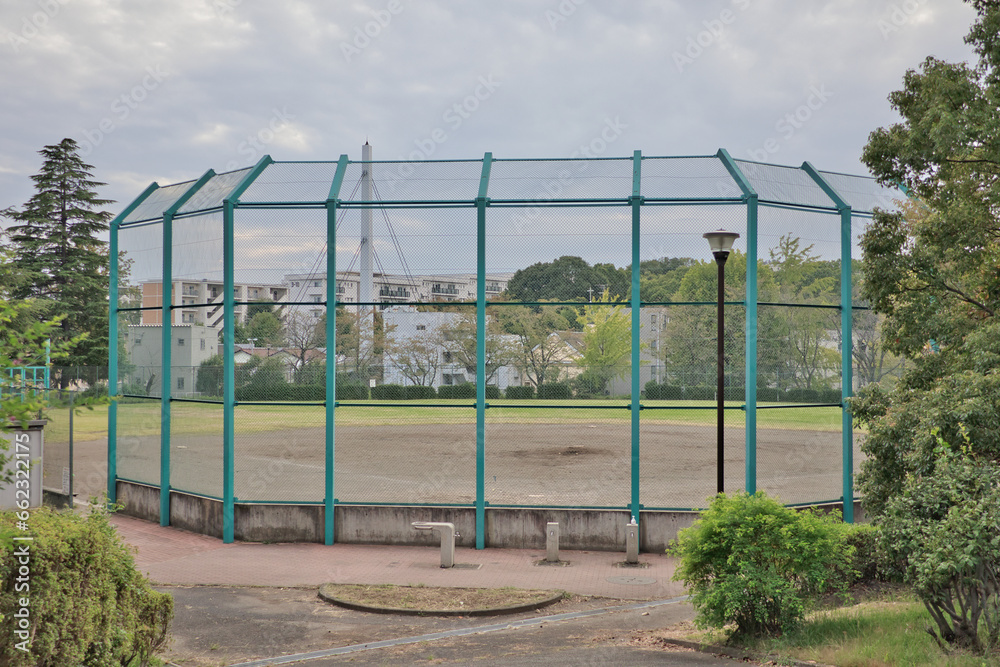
[438,382,476,399]
[537,382,572,399]
[403,385,437,400]
[505,385,535,399]
[371,384,405,400]
[336,383,369,400]
[0,506,173,666]
[484,385,502,399]
[288,384,325,401]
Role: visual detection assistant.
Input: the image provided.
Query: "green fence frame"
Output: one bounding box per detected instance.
[109,150,896,544]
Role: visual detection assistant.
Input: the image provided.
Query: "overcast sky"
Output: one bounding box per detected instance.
[0,0,979,227]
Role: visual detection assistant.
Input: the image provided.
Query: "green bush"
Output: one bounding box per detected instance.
[685,386,714,401]
[537,382,572,399]
[403,385,436,400]
[484,385,502,400]
[836,522,900,585]
[723,385,744,401]
[0,505,173,666]
[287,384,325,401]
[335,383,368,400]
[644,381,663,399]
[879,440,1000,654]
[437,382,476,399]
[671,491,852,639]
[505,385,535,399]
[371,383,405,400]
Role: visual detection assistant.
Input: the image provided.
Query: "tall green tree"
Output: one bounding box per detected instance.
[498,305,573,388]
[2,138,113,370]
[576,289,636,396]
[767,235,841,391]
[853,0,1000,518]
[505,256,628,302]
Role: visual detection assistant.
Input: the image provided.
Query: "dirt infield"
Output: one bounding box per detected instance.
[67,421,863,509]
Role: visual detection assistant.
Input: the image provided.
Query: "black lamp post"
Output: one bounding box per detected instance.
[703,229,740,494]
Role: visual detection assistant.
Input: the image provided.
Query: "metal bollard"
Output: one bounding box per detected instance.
[545,522,560,562]
[625,516,639,564]
[411,521,456,568]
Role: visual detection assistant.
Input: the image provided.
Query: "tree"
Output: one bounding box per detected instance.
[637,257,698,303]
[576,289,635,396]
[335,309,392,381]
[853,0,1000,516]
[658,252,780,390]
[386,323,445,386]
[242,310,284,348]
[499,305,574,388]
[767,235,841,391]
[283,310,325,372]
[2,138,114,370]
[437,312,516,386]
[505,256,628,302]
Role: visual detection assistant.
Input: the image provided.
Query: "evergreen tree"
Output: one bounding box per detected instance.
[2,138,114,371]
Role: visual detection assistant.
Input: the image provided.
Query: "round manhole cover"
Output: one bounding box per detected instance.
[606,576,657,585]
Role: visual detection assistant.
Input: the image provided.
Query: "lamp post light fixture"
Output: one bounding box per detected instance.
[703,229,740,494]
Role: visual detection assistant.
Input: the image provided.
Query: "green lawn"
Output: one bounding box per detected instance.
[746,599,1000,666]
[54,398,847,440]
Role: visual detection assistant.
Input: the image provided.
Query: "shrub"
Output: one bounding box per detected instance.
[505,385,535,399]
[438,382,476,399]
[835,522,901,586]
[335,383,368,400]
[723,385,744,401]
[0,504,173,666]
[671,491,852,639]
[287,384,325,401]
[484,385,502,400]
[537,382,572,399]
[371,383,405,400]
[685,386,715,401]
[879,438,1000,654]
[403,385,436,400]
[644,381,663,400]
[660,385,683,400]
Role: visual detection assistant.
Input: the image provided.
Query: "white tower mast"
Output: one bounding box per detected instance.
[359,142,374,308]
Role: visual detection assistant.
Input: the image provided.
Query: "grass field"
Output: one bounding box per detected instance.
[49,399,847,441]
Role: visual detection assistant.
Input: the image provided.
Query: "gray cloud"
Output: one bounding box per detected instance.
[0,0,979,216]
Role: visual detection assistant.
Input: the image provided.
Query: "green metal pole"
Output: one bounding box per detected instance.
[630,150,642,522]
[108,220,120,503]
[325,155,349,546]
[715,150,758,494]
[160,170,214,527]
[840,208,854,522]
[800,162,854,522]
[475,152,492,550]
[223,199,236,542]
[220,157,272,542]
[160,209,173,526]
[106,181,158,504]
[744,195,758,493]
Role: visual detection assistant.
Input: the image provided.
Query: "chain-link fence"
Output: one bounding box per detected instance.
[110,151,904,542]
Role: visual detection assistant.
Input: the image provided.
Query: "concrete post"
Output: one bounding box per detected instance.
[626,516,639,564]
[545,522,560,562]
[412,521,456,568]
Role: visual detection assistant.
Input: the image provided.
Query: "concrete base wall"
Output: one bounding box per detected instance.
[114,481,863,552]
